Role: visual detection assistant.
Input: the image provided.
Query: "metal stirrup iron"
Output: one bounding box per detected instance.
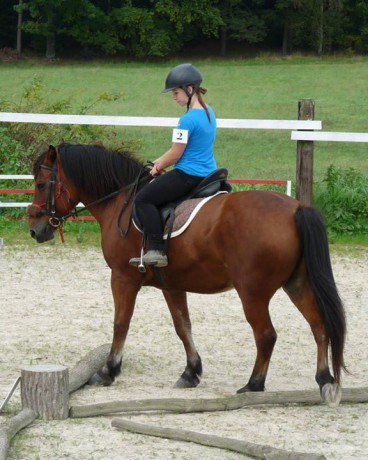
[138,247,146,273]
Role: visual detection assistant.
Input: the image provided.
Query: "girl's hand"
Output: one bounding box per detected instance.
[150,163,162,176]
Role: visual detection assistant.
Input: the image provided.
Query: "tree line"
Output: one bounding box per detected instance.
[0,0,367,59]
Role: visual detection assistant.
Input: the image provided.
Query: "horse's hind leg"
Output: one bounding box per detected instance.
[284,270,341,407]
[237,293,277,393]
[162,289,202,388]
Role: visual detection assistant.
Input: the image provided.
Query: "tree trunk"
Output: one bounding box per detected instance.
[282,23,289,55]
[317,0,324,55]
[46,34,56,59]
[45,5,56,59]
[220,26,227,57]
[16,0,23,56]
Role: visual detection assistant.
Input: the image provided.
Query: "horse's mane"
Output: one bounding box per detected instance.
[34,142,148,201]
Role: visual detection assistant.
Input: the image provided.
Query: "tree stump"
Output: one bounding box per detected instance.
[0,344,110,460]
[21,364,69,420]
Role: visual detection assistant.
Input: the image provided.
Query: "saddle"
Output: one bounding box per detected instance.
[133,168,232,235]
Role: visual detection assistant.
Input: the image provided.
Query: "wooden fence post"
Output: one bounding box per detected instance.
[296,99,315,205]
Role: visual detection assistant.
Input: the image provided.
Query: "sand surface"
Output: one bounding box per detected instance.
[0,243,367,459]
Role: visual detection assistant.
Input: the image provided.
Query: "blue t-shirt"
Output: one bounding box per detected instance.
[174,105,217,177]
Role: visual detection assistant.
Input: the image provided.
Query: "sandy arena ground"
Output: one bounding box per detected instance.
[0,242,367,460]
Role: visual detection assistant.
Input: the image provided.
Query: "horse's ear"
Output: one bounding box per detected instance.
[46,145,57,163]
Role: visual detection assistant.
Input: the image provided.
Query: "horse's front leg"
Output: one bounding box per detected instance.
[162,289,202,388]
[89,271,139,386]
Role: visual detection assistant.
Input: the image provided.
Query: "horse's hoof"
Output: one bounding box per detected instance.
[237,382,264,393]
[87,371,114,386]
[237,384,253,393]
[321,382,342,407]
[174,374,200,389]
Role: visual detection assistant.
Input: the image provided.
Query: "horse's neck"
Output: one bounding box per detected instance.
[79,191,128,225]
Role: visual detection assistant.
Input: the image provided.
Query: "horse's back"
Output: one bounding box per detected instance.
[202,190,300,241]
[163,191,302,293]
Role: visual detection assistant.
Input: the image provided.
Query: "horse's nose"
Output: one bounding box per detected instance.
[29,229,36,239]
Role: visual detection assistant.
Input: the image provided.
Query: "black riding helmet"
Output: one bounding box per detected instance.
[162,63,202,93]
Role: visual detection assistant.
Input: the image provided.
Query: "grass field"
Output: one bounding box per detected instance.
[0,57,367,182]
[0,57,367,245]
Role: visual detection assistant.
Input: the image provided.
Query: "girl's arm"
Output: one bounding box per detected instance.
[151,142,186,176]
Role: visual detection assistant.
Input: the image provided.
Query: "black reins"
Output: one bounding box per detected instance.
[39,160,151,236]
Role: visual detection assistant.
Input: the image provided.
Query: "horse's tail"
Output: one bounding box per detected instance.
[295,206,347,384]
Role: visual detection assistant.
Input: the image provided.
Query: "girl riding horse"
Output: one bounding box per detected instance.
[131,63,218,268]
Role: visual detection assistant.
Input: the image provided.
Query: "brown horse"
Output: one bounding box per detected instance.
[27,142,346,406]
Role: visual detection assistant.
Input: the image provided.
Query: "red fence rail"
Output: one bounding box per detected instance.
[1,176,292,221]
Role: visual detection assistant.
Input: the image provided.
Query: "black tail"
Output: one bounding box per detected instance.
[295,206,347,383]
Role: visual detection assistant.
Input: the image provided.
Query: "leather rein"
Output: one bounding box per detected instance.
[35,159,151,239]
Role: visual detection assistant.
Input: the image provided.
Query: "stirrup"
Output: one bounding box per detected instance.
[129,247,146,273]
[142,250,168,267]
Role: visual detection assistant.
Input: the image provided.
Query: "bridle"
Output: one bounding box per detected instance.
[31,154,151,240]
[36,161,77,228]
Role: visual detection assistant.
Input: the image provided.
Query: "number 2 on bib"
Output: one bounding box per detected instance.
[172,129,188,144]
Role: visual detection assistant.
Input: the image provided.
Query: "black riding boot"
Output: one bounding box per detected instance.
[142,233,168,267]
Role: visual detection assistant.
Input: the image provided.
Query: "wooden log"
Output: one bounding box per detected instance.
[112,418,326,460]
[0,343,111,460]
[21,364,69,420]
[68,343,111,393]
[70,386,368,418]
[0,409,36,460]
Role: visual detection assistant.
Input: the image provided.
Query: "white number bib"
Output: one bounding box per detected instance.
[172,128,188,144]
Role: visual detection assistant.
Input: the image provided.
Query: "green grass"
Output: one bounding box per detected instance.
[0,57,367,246]
[0,217,102,247]
[0,57,367,181]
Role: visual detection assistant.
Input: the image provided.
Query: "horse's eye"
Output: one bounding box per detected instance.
[37,183,46,191]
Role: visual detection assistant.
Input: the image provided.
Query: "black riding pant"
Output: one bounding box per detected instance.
[134,169,204,251]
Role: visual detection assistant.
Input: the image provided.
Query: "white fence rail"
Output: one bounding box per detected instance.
[0,175,33,208]
[0,112,322,130]
[0,175,89,209]
[1,109,367,210]
[291,131,368,143]
[2,109,367,208]
[0,111,315,210]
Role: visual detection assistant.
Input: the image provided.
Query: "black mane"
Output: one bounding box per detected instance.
[34,142,148,201]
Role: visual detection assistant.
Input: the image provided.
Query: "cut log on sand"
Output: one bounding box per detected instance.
[70,386,368,418]
[21,365,69,420]
[68,343,111,393]
[112,418,326,460]
[0,409,36,460]
[0,343,110,460]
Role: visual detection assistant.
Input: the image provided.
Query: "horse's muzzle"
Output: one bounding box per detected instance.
[29,222,55,243]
